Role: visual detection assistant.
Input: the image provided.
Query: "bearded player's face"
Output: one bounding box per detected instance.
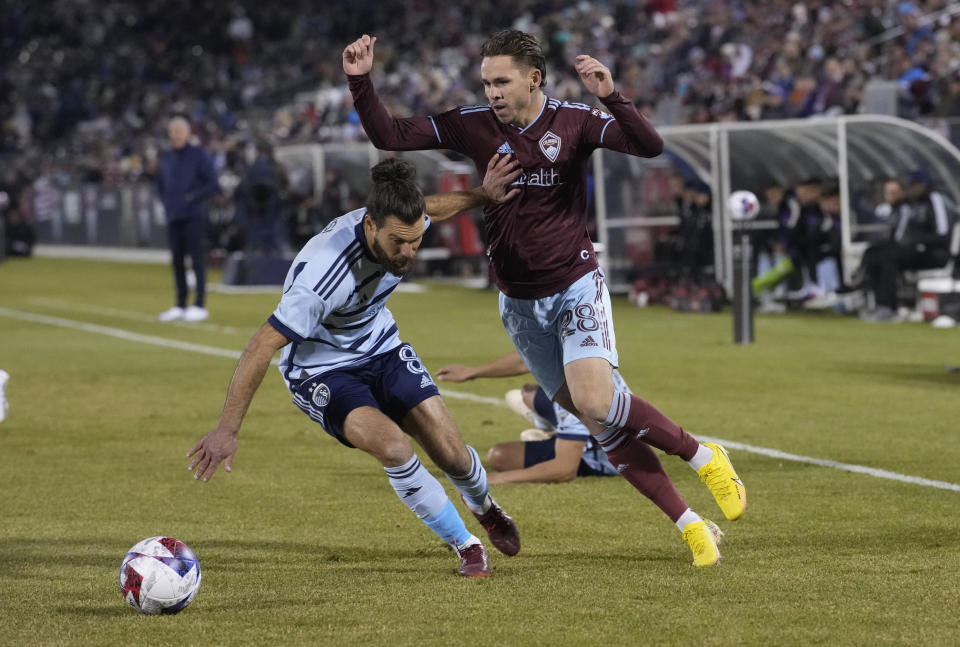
[367,214,425,276]
[481,56,540,127]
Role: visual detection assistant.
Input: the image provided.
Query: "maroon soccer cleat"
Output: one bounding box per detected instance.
[465,496,521,557]
[456,542,490,577]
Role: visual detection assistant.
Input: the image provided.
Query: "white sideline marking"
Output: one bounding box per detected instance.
[698,437,960,493]
[0,307,277,366]
[26,297,243,334]
[1,305,957,493]
[435,390,508,407]
[34,244,170,264]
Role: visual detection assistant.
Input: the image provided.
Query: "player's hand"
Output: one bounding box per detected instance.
[435,364,476,382]
[482,154,521,204]
[575,55,615,98]
[343,34,377,76]
[186,427,239,482]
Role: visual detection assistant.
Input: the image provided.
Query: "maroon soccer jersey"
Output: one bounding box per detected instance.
[349,73,663,298]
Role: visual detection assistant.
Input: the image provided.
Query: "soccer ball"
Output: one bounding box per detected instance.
[726,190,760,220]
[119,536,201,615]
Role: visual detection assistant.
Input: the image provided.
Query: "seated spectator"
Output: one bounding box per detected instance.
[789,178,845,300]
[434,351,618,484]
[751,178,817,309]
[802,181,844,305]
[751,182,794,312]
[799,58,851,117]
[859,173,954,322]
[645,175,716,308]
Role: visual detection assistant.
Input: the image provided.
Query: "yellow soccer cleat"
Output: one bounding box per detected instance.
[682,520,723,567]
[697,443,746,521]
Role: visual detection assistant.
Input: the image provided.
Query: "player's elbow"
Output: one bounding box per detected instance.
[644,133,664,157]
[363,125,404,151]
[651,136,664,156]
[548,462,579,483]
[553,469,578,483]
[364,130,389,149]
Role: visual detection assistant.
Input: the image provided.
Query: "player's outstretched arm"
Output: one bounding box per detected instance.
[187,322,290,482]
[574,55,615,98]
[574,54,663,157]
[346,36,462,152]
[342,34,377,76]
[423,190,486,222]
[488,439,584,484]
[424,154,522,222]
[436,350,529,382]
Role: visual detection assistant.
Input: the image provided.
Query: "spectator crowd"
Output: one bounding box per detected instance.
[2,0,958,321]
[2,0,960,181]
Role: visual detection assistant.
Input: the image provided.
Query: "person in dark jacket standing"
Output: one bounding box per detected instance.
[156,116,221,322]
[235,139,289,254]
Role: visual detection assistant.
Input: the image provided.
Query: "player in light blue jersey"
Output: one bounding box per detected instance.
[436,351,625,483]
[188,156,523,577]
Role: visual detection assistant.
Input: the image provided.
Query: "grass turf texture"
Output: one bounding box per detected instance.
[1,257,958,646]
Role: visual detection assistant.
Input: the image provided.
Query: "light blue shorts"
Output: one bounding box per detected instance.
[499,269,619,399]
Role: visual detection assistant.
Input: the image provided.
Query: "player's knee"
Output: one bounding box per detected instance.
[520,383,539,411]
[568,386,613,424]
[486,445,507,472]
[371,433,415,468]
[433,443,471,475]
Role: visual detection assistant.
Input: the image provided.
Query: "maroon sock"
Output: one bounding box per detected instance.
[599,429,689,522]
[624,394,699,461]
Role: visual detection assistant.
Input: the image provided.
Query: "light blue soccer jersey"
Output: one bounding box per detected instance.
[267,208,428,390]
[553,370,630,475]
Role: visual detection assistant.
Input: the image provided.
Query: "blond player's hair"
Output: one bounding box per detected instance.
[481,29,547,88]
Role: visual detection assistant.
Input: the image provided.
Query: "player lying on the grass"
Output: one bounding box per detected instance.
[437,351,620,483]
[187,156,521,578]
[344,30,745,567]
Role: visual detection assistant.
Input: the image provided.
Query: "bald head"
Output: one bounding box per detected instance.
[168,117,191,149]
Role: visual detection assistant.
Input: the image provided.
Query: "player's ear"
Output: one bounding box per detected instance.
[529,68,541,91]
[363,213,377,235]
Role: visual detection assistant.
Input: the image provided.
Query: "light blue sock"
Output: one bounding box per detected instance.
[385,455,471,547]
[445,445,490,514]
[422,500,473,547]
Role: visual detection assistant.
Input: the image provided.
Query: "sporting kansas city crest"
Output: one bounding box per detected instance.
[539,131,561,162]
[311,383,331,408]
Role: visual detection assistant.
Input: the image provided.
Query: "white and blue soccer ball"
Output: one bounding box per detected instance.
[119,536,201,615]
[726,190,760,220]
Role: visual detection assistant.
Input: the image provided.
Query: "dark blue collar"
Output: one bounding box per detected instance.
[354,216,378,262]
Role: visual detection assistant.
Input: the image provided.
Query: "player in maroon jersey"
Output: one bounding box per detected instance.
[343,30,746,566]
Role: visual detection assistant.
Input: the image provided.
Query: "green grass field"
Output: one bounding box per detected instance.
[1,257,958,646]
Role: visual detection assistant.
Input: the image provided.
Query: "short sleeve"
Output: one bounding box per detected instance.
[269,261,349,342]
